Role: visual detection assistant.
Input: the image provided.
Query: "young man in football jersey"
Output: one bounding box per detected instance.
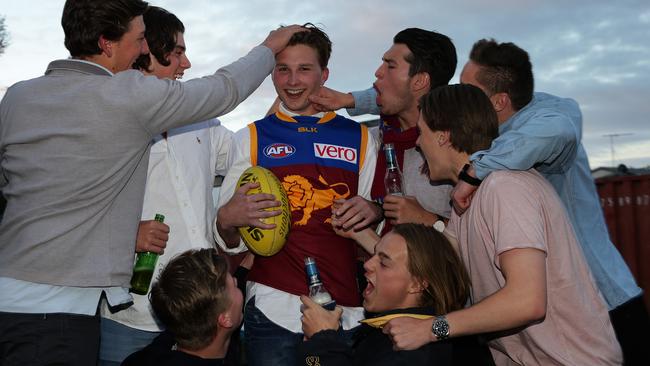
[214,24,378,366]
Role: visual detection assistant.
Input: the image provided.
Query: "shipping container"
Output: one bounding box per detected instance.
[596,174,650,310]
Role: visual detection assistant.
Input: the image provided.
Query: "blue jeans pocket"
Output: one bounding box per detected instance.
[244,297,304,366]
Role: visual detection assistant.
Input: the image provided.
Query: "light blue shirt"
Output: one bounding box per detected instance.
[348,87,380,116]
[471,92,641,309]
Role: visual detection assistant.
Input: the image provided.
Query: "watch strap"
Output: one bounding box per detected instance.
[458,164,482,187]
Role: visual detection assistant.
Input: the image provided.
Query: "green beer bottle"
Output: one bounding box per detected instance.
[130,213,165,295]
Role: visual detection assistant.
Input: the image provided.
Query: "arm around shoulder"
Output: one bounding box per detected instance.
[445,247,547,338]
[471,110,579,178]
[384,248,547,350]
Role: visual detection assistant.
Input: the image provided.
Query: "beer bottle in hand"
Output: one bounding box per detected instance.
[384,143,404,196]
[130,213,164,295]
[304,257,336,310]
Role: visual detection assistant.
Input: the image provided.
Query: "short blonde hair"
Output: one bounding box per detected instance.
[150,248,230,350]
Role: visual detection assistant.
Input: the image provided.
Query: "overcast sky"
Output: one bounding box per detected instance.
[1,0,649,168]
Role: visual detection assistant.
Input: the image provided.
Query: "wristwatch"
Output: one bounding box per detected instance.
[433,219,445,233]
[458,164,482,186]
[431,315,450,340]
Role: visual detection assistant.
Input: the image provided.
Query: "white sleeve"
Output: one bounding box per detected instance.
[210,119,234,176]
[362,126,386,234]
[358,125,378,199]
[213,126,251,254]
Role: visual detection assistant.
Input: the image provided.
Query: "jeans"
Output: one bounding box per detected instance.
[0,311,100,366]
[244,297,357,366]
[99,317,160,365]
[609,295,650,365]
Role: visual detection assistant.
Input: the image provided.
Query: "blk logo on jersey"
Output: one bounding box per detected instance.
[264,143,296,159]
[313,143,357,164]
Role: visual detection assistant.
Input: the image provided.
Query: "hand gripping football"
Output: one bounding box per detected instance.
[236,166,291,256]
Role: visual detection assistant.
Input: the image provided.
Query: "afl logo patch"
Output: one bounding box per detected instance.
[264,143,296,159]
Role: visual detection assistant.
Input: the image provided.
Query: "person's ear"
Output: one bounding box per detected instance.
[491,92,510,114]
[320,67,329,86]
[411,72,430,93]
[438,131,451,146]
[407,278,427,294]
[217,313,233,329]
[98,35,112,58]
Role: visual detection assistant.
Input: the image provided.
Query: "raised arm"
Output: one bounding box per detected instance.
[348,87,380,116]
[386,175,549,350]
[454,105,580,214]
[309,86,380,116]
[471,106,579,179]
[383,247,547,350]
[125,25,307,137]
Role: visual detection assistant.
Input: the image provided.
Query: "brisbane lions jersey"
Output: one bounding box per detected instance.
[247,111,370,306]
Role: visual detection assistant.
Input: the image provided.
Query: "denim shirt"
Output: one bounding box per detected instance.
[348,87,380,116]
[471,92,641,309]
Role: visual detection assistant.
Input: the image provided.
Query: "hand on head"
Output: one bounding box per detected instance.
[262,25,308,55]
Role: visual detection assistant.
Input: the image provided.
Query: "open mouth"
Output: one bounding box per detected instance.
[175,73,184,80]
[373,83,382,106]
[285,89,306,98]
[363,275,375,298]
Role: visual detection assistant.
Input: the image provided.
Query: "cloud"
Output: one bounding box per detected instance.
[640,10,650,23]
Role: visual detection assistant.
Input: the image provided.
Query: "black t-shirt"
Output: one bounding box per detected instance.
[122,332,224,366]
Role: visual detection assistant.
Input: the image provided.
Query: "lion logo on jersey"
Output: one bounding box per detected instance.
[282,175,350,226]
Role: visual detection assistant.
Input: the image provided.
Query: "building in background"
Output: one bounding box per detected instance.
[595,170,650,310]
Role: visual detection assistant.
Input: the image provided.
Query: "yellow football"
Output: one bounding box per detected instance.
[236,166,291,256]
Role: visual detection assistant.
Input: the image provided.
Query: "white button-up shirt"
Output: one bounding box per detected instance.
[101,119,232,331]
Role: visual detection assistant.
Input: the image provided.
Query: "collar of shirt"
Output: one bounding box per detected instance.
[66,58,115,76]
[279,102,325,118]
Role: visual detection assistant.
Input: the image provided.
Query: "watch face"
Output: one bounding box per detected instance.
[433,220,445,233]
[432,317,450,339]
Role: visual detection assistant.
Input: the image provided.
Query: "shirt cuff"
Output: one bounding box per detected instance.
[347,87,379,116]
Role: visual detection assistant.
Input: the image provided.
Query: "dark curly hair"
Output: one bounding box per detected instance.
[132,6,185,72]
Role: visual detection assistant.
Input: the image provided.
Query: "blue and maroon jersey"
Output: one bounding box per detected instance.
[247,111,369,307]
